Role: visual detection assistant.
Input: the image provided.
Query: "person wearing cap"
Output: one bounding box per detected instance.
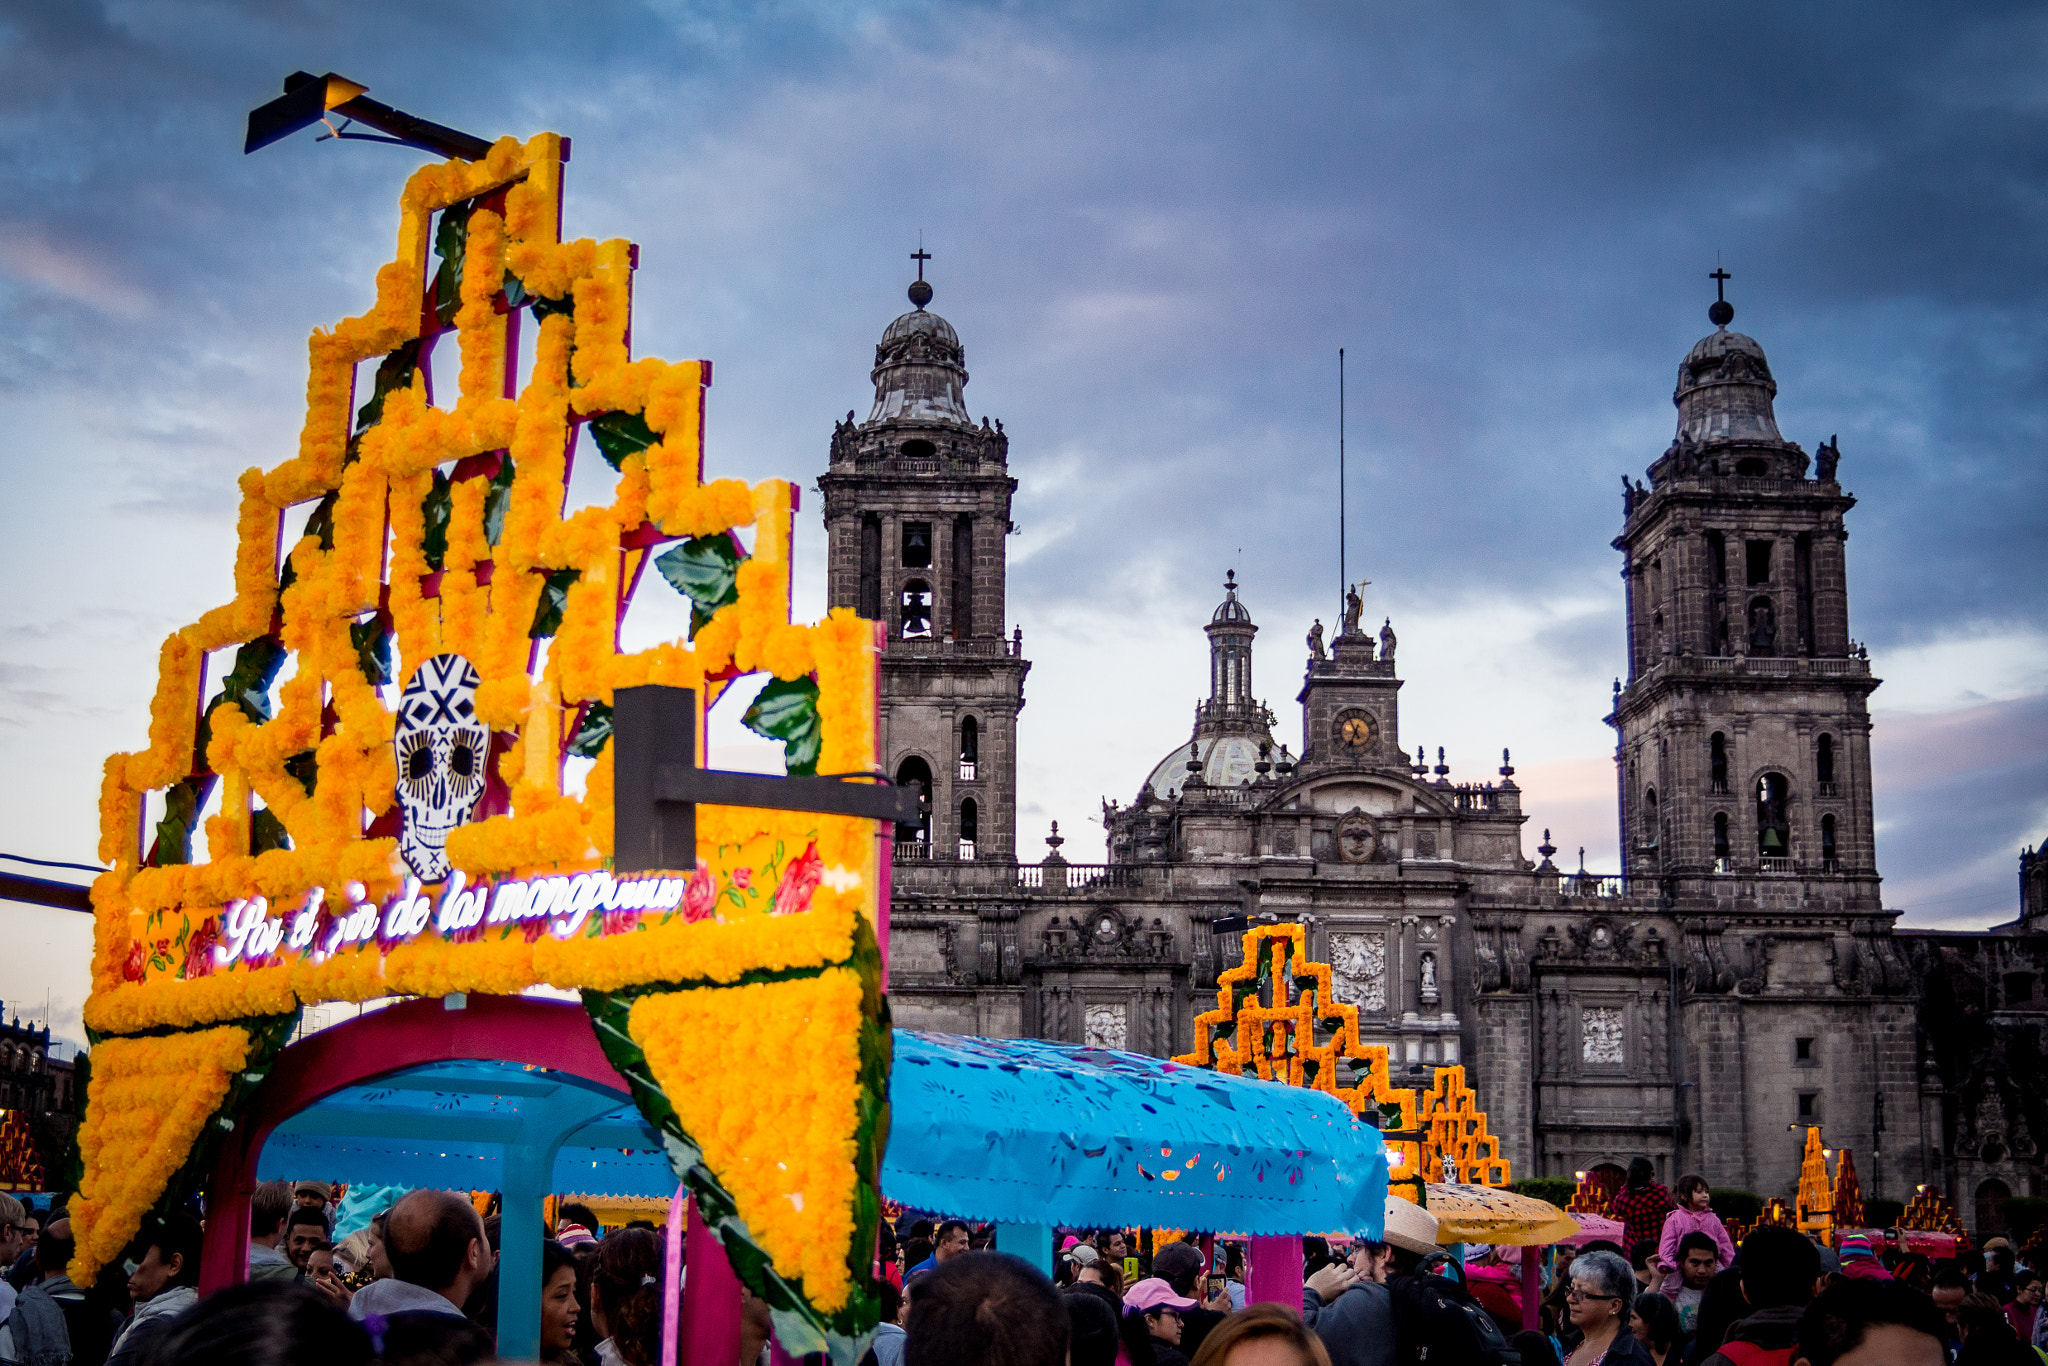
[1299,1196,1438,1366]
[1124,1278,1198,1366]
[294,1180,333,1213]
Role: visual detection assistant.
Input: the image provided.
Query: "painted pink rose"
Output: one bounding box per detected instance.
[682,859,717,923]
[733,867,752,891]
[772,842,824,918]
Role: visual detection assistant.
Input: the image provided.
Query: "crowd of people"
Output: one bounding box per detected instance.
[0,1168,2031,1365]
[0,1182,679,1366]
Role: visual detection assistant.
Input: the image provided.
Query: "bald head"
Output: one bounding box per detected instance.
[384,1191,486,1303]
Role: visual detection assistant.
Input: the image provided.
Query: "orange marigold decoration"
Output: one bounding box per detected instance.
[0,1110,44,1192]
[76,131,890,1362]
[1568,1167,1622,1216]
[1832,1148,1865,1229]
[1178,924,1426,1198]
[1416,1066,1512,1189]
[1795,1127,1834,1245]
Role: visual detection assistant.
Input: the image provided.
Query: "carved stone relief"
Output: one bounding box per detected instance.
[1582,1006,1625,1065]
[1330,932,1388,1013]
[1084,1002,1129,1050]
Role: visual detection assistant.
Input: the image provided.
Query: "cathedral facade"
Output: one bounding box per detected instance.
[822,272,2048,1235]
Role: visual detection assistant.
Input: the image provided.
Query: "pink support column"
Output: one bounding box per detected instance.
[1522,1246,1542,1333]
[662,1186,686,1366]
[681,1197,743,1366]
[1246,1235,1302,1308]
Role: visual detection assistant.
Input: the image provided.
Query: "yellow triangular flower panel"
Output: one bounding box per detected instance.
[628,971,863,1312]
[70,1026,252,1283]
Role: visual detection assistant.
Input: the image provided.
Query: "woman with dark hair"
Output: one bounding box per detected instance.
[1629,1291,1681,1366]
[1609,1159,1677,1254]
[588,1227,664,1366]
[138,1281,373,1366]
[539,1239,582,1365]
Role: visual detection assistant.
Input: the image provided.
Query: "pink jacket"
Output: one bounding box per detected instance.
[1655,1206,1737,1273]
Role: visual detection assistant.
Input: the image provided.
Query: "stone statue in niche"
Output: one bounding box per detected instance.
[1307,619,1326,660]
[1420,950,1439,1005]
[1378,617,1397,661]
[1330,933,1387,1013]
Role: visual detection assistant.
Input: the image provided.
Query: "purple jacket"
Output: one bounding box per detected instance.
[1655,1206,1737,1274]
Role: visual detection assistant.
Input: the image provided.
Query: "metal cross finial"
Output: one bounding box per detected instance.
[1711,266,1731,302]
[911,247,931,281]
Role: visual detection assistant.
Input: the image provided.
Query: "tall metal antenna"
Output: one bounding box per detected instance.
[1339,348,1347,627]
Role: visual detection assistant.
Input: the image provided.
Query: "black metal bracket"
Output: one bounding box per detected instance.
[612,685,920,875]
[246,71,493,160]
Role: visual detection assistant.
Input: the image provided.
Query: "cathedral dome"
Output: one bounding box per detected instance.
[1144,734,1266,799]
[1673,321,1783,446]
[869,302,971,426]
[1211,572,1252,625]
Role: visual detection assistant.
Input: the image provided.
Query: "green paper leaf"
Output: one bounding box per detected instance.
[148,781,200,867]
[653,534,746,639]
[421,469,453,573]
[284,749,318,798]
[743,676,822,777]
[302,489,339,551]
[251,807,291,854]
[504,274,573,321]
[503,274,529,309]
[350,617,392,687]
[482,455,516,547]
[567,701,612,759]
[431,199,477,328]
[529,567,581,639]
[587,410,660,471]
[196,637,286,768]
[355,339,424,433]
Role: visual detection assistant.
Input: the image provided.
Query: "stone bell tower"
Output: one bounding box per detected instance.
[817,260,1029,864]
[1608,274,1881,906]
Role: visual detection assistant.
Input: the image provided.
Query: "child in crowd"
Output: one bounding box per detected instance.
[1654,1174,1735,1274]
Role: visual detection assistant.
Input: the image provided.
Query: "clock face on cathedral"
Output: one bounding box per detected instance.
[1335,708,1378,753]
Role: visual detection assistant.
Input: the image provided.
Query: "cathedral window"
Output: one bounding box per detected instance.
[1706,531,1728,586]
[1746,595,1778,655]
[899,580,933,638]
[1713,812,1731,869]
[1795,1036,1815,1063]
[1746,539,1773,585]
[1797,1091,1818,1119]
[1794,533,1815,655]
[901,438,936,461]
[959,716,979,781]
[901,522,932,568]
[951,514,974,639]
[1643,788,1659,849]
[858,514,881,619]
[958,797,979,861]
[1756,772,1791,861]
[893,757,932,849]
[1710,733,1728,792]
[1821,814,1837,871]
[1736,457,1768,476]
[1816,734,1836,793]
[2005,972,2036,1007]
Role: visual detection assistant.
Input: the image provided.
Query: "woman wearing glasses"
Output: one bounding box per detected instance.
[1564,1250,1658,1366]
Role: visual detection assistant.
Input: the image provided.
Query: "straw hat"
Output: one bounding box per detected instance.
[1383,1196,1441,1256]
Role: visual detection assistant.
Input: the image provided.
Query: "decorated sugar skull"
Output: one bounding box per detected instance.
[394,653,489,882]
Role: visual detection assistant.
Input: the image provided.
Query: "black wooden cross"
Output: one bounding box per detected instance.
[1711,266,1731,302]
[612,685,922,874]
[911,247,931,282]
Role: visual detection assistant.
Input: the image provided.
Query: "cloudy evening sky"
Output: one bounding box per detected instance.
[1,1,2045,1049]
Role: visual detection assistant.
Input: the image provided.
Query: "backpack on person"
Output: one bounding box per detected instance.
[1387,1255,1522,1366]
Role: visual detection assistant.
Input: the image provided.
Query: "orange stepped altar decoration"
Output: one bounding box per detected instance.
[0,1110,44,1191]
[72,131,889,1362]
[1567,1167,1621,1215]
[1832,1148,1864,1229]
[1794,1126,1834,1244]
[1900,1184,1970,1248]
[1417,1066,1511,1188]
[1178,922,1514,1202]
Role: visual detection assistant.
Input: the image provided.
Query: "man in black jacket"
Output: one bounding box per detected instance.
[1698,1228,1822,1366]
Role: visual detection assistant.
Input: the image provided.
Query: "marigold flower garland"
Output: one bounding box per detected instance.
[77,129,891,1353]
